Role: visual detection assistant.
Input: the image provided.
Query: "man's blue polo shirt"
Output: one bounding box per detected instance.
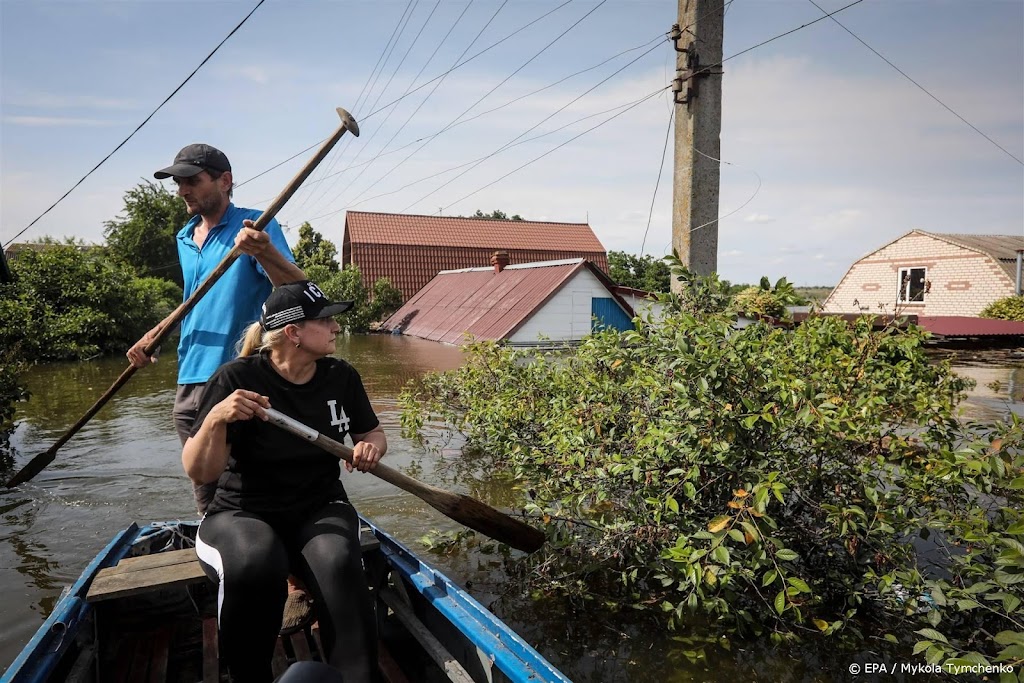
[175,203,295,385]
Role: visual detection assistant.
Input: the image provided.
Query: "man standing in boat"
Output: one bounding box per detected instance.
[126,143,304,512]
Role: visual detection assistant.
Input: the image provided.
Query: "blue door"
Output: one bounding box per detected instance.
[591,297,633,332]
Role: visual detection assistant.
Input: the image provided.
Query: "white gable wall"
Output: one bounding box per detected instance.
[822,232,1016,316]
[618,291,666,322]
[509,268,620,343]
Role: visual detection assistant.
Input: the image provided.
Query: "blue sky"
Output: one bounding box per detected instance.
[1,0,1021,286]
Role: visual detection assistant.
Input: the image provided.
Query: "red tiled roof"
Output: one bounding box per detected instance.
[344,211,606,250]
[379,258,628,345]
[342,211,608,300]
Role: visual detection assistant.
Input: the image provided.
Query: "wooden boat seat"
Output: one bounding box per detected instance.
[84,530,391,682]
[86,530,381,603]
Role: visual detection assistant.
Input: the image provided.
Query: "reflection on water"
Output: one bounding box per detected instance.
[1,338,1020,680]
[948,361,1024,422]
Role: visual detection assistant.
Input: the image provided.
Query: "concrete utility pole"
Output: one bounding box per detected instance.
[670,0,725,289]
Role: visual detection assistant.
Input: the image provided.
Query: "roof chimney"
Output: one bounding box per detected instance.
[490,250,510,273]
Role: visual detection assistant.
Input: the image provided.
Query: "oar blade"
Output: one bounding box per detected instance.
[5,448,57,488]
[423,491,546,553]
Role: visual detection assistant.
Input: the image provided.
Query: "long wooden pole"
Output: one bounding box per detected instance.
[264,409,546,554]
[5,108,360,488]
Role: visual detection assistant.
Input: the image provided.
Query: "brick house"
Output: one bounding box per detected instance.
[822,230,1024,317]
[341,211,608,300]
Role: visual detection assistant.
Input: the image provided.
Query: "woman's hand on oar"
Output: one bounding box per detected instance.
[263,409,546,554]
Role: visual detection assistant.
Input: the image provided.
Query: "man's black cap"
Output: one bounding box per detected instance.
[260,281,354,331]
[154,143,232,179]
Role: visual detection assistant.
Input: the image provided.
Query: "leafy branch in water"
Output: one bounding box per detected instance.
[399,266,1023,672]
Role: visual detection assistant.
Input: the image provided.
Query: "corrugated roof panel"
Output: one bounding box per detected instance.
[936,234,1024,261]
[917,316,1024,337]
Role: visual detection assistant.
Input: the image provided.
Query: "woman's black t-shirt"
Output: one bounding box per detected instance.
[191,353,379,516]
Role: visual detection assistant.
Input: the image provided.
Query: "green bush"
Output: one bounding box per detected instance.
[0,347,29,431]
[306,263,402,334]
[729,276,808,318]
[980,295,1024,322]
[0,242,182,362]
[400,269,1023,671]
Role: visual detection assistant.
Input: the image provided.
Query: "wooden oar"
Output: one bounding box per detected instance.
[4,108,360,488]
[264,408,546,554]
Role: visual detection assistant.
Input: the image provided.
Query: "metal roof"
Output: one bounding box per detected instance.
[379,258,630,345]
[919,231,1024,281]
[341,212,609,299]
[916,316,1024,338]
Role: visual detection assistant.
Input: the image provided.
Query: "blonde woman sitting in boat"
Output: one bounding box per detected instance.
[182,280,386,683]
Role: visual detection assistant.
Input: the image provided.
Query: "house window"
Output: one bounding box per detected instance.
[898,267,927,303]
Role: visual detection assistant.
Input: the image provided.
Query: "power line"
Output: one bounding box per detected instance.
[237,140,323,190]
[253,0,870,227]
[3,0,267,250]
[352,0,417,117]
[429,1,868,221]
[303,90,663,223]
[290,0,419,217]
[275,33,667,207]
[641,104,674,256]
[332,0,603,215]
[362,0,571,121]
[239,0,571,206]
[395,31,667,211]
[714,0,865,68]
[297,0,459,220]
[806,0,1022,166]
[311,0,565,215]
[316,0,476,208]
[438,87,670,215]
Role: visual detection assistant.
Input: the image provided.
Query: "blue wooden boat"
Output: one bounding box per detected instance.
[2,518,570,683]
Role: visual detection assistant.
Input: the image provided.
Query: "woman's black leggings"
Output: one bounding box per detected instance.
[195,501,377,682]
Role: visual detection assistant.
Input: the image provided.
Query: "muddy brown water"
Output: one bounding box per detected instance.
[1,337,1021,680]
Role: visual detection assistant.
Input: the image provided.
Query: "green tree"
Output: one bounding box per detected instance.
[401,263,1022,671]
[306,265,402,334]
[294,224,402,333]
[608,251,671,293]
[467,209,524,221]
[104,180,190,288]
[293,221,339,272]
[0,241,181,362]
[980,295,1024,321]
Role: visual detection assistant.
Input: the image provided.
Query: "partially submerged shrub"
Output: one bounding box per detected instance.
[400,272,1023,672]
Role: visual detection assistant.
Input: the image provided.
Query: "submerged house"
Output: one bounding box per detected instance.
[823,230,1024,317]
[342,211,609,300]
[379,253,634,345]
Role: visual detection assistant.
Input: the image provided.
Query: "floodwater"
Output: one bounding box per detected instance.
[0,336,1021,681]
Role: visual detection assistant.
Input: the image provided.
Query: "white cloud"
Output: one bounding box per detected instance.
[2,116,120,127]
[6,92,137,110]
[744,213,774,223]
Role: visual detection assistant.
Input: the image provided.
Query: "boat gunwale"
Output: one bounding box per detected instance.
[2,523,141,683]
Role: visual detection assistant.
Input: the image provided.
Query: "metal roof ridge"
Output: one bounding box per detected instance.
[506,257,585,269]
[437,257,585,275]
